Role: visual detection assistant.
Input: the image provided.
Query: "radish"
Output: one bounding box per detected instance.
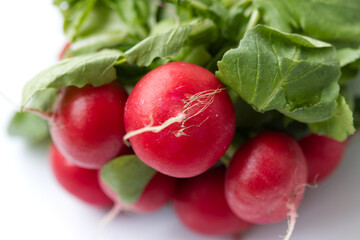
[123,62,236,178]
[299,134,347,183]
[174,167,253,236]
[50,81,130,169]
[225,131,307,239]
[50,144,112,207]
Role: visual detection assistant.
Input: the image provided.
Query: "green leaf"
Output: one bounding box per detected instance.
[174,45,212,66]
[54,0,151,41]
[222,2,252,41]
[309,96,355,141]
[65,32,137,57]
[54,0,97,41]
[163,0,228,25]
[21,50,122,110]
[216,25,341,123]
[100,155,156,205]
[253,0,297,33]
[124,23,194,66]
[8,112,49,142]
[337,47,360,67]
[254,0,360,43]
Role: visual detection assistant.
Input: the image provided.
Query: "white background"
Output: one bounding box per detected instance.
[0,1,359,240]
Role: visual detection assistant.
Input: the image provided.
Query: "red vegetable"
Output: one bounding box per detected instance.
[50,144,112,207]
[124,62,236,178]
[225,132,307,224]
[174,167,253,236]
[299,134,347,183]
[50,81,130,169]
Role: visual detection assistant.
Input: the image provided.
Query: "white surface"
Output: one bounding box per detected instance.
[0,1,359,240]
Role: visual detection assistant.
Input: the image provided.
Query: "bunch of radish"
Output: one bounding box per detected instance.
[44,61,347,239]
[9,1,359,239]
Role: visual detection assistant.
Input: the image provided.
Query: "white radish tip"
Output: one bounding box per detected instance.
[93,204,123,240]
[282,202,298,240]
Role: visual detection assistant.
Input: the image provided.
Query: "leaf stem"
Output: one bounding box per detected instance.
[246,9,260,31]
[24,108,52,120]
[115,56,127,65]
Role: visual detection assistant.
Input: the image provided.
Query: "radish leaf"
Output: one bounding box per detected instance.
[100,155,156,205]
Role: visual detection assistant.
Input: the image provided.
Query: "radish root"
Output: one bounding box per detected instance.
[282,202,298,240]
[123,88,225,143]
[93,204,123,240]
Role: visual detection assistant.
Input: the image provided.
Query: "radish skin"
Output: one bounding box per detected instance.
[50,82,130,169]
[299,134,347,183]
[225,132,308,225]
[174,167,253,236]
[50,144,112,207]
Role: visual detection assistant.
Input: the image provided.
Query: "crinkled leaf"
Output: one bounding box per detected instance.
[54,0,151,41]
[103,0,158,34]
[309,96,355,141]
[100,155,156,205]
[217,25,341,123]
[163,0,228,25]
[254,0,360,43]
[21,50,122,109]
[124,23,194,66]
[165,0,250,41]
[8,112,49,142]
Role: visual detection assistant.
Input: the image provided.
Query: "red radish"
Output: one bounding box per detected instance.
[58,42,71,59]
[124,62,236,178]
[50,144,112,207]
[100,172,176,213]
[299,134,347,183]
[225,132,307,239]
[50,81,130,169]
[174,167,253,236]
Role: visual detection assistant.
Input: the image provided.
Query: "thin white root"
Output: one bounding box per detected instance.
[282,202,298,240]
[123,114,185,142]
[123,88,225,144]
[93,204,123,240]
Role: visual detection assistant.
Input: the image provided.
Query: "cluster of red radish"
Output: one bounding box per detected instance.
[48,61,347,238]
